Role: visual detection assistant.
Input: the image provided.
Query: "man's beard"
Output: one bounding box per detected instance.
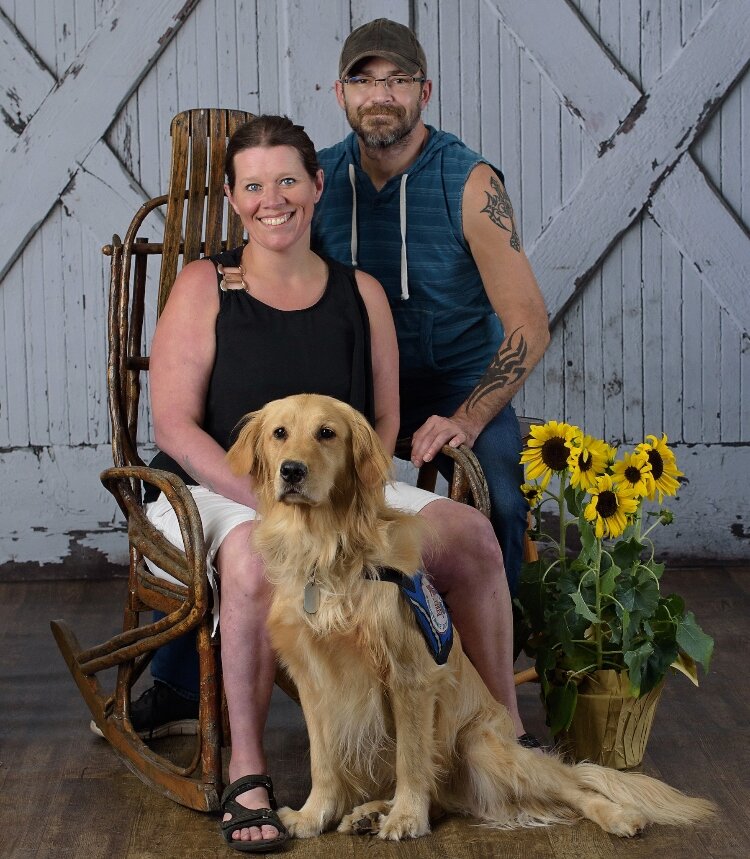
[347,102,421,149]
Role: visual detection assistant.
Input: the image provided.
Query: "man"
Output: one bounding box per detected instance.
[312,18,550,596]
[111,19,549,743]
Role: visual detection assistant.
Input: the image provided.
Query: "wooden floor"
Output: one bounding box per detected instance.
[2,565,749,859]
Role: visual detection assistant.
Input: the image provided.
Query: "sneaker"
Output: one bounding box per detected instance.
[89,681,199,739]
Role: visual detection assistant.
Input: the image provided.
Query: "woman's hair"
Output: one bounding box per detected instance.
[225,115,320,189]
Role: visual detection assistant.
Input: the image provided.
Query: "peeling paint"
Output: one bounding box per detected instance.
[160,0,199,45]
[647,151,685,202]
[1,105,25,135]
[564,97,584,122]
[598,94,649,156]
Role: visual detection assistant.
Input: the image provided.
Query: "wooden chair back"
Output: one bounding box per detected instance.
[105,108,253,470]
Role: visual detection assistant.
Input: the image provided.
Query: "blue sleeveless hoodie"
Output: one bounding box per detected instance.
[312,127,505,388]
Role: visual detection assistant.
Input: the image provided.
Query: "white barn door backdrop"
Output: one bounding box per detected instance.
[0,0,748,569]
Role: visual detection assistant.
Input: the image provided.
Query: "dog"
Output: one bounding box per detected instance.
[227,393,714,841]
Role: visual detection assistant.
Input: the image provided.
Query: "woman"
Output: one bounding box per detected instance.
[146,116,529,852]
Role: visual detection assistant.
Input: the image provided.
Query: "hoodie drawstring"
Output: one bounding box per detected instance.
[348,164,358,268]
[347,165,410,301]
[399,173,409,300]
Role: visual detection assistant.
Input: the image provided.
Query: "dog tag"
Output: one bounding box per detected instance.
[304,581,320,614]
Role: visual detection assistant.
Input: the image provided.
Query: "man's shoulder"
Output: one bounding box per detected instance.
[421,127,499,178]
[317,134,354,170]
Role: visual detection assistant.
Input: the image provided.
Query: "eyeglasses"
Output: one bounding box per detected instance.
[341,75,426,91]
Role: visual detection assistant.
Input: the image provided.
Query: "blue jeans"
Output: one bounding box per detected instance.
[150,612,200,699]
[399,379,527,596]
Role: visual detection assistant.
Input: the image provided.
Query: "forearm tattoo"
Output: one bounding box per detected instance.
[466,327,528,411]
[481,176,521,252]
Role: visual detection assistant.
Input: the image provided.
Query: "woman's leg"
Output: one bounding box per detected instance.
[418,499,526,737]
[217,520,281,845]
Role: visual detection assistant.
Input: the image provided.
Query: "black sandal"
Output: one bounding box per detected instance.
[220,774,289,853]
[518,732,544,749]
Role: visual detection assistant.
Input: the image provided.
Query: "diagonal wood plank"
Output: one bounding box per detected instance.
[0,8,155,248]
[0,0,198,281]
[516,0,749,324]
[0,10,54,152]
[481,0,637,136]
[484,0,750,334]
[649,157,750,331]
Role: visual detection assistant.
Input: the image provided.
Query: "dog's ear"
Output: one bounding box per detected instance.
[350,409,392,489]
[226,411,265,480]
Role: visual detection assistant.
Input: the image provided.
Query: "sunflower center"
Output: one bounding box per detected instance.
[624,465,642,485]
[597,490,619,518]
[647,449,664,480]
[577,452,593,472]
[542,438,570,471]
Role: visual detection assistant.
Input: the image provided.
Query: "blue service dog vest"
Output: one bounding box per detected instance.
[373,568,453,665]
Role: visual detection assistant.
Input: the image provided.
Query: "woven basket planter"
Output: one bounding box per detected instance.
[555,669,664,769]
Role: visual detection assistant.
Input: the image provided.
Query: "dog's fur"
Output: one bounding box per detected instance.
[227,394,715,841]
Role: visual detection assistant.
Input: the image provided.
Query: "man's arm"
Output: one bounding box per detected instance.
[410,163,550,466]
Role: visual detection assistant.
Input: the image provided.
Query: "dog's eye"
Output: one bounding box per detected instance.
[272,427,287,440]
[317,426,336,440]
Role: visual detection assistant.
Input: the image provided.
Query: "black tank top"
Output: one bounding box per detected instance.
[144,248,374,502]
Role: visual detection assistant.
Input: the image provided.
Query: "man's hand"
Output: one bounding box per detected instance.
[410,414,480,467]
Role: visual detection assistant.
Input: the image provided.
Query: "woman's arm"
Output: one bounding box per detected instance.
[149,259,260,508]
[354,269,400,455]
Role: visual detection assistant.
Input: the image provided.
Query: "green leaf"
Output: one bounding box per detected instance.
[659,593,685,620]
[619,608,635,651]
[624,642,654,696]
[564,484,582,517]
[578,516,597,564]
[600,564,620,597]
[618,572,660,623]
[570,591,598,623]
[647,560,665,581]
[545,681,578,734]
[641,640,678,695]
[676,611,714,672]
[612,538,645,570]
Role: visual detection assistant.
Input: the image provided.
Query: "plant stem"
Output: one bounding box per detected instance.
[558,471,568,563]
[594,539,603,670]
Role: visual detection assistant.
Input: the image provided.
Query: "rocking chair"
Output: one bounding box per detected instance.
[50,107,535,813]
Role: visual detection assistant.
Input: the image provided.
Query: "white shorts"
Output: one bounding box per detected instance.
[144,480,441,630]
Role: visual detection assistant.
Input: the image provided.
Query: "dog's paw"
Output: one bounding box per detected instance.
[338,801,392,836]
[377,809,430,841]
[277,806,323,839]
[603,807,649,838]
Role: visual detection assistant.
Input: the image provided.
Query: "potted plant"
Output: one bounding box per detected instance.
[516,422,714,769]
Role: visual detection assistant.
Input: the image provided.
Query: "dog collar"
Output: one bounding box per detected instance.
[367,568,453,665]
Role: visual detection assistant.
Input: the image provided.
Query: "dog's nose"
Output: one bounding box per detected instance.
[280,460,307,485]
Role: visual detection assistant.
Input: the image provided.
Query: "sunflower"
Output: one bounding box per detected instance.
[520,421,581,488]
[567,435,613,491]
[583,474,639,539]
[611,449,655,498]
[636,434,683,502]
[520,482,544,508]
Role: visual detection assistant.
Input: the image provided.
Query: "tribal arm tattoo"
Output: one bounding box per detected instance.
[465,327,528,412]
[480,175,521,252]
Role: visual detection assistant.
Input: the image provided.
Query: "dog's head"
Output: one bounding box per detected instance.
[227,394,392,511]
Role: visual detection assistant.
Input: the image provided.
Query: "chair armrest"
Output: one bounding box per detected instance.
[100,466,208,606]
[440,444,491,518]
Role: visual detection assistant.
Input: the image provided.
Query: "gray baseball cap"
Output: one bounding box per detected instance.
[339,18,427,79]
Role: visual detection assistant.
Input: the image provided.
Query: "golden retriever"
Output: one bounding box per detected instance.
[227,393,714,841]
